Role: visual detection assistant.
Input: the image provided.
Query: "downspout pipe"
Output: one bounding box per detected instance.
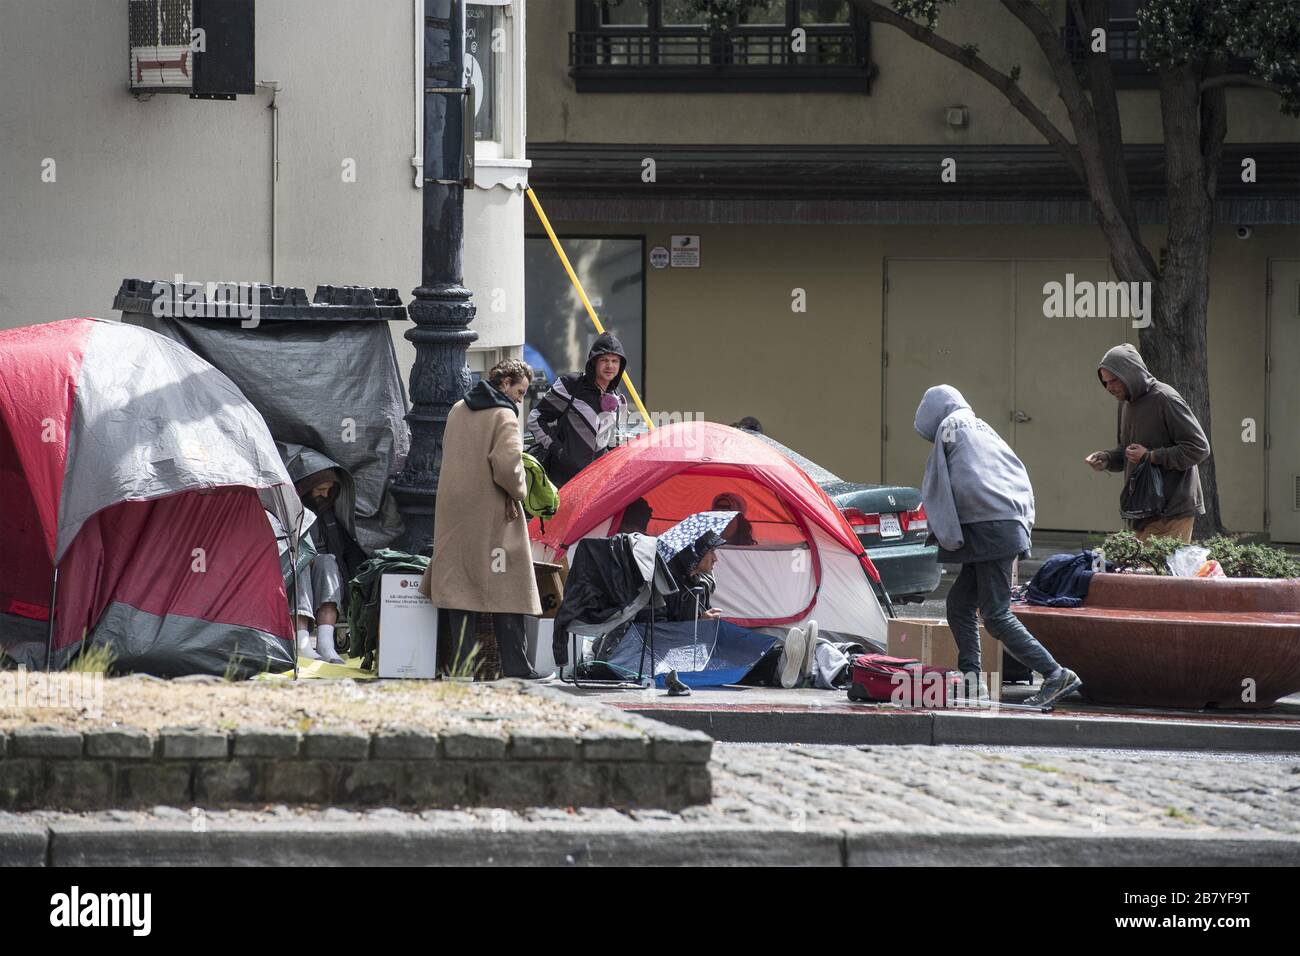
[257,80,282,283]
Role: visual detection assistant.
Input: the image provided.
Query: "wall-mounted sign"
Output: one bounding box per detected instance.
[670,235,700,268]
[649,246,669,269]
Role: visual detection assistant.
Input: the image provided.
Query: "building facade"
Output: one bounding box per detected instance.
[0,0,530,378]
[523,0,1300,538]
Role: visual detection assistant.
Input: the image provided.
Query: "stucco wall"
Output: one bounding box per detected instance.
[543,218,1297,532]
[0,0,525,379]
[527,1,1299,145]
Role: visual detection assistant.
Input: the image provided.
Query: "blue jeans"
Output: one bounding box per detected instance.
[946,559,1059,677]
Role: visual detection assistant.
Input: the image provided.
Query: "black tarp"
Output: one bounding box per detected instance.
[121,311,409,551]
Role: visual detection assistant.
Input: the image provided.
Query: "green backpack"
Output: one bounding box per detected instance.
[521,452,560,520]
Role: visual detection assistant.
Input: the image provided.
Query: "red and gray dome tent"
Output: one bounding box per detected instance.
[0,318,303,677]
[532,421,890,647]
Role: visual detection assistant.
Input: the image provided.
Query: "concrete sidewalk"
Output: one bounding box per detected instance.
[548,684,1300,752]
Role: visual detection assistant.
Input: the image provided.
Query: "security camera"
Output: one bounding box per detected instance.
[1236,225,1253,240]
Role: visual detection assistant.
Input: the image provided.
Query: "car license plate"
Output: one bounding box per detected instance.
[879,513,903,539]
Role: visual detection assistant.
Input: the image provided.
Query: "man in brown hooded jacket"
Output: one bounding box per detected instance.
[1086,344,1210,542]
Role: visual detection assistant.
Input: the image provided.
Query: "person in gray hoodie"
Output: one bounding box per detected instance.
[1087,344,1210,542]
[916,385,1080,707]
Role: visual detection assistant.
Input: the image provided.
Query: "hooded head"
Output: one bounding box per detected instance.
[669,529,726,579]
[711,492,747,514]
[617,497,653,534]
[465,378,520,414]
[914,385,971,443]
[1097,344,1155,402]
[278,443,359,535]
[585,332,627,390]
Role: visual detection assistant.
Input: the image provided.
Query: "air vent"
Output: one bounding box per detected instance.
[1294,475,1300,511]
[129,0,254,99]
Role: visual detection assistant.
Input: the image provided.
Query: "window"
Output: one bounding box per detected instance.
[570,0,871,92]
[464,0,524,165]
[1063,0,1251,87]
[466,3,503,146]
[524,236,646,404]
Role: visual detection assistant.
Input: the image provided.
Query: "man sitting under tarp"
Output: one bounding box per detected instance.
[280,444,367,663]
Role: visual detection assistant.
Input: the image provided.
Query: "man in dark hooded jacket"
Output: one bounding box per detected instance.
[526,332,628,487]
[1087,344,1210,542]
[280,444,369,663]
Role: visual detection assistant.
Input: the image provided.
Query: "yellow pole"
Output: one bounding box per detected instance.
[526,187,655,431]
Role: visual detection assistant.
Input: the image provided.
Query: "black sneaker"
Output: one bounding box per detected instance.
[664,669,692,697]
[1024,668,1081,708]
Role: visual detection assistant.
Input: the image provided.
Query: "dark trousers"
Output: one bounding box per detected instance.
[445,609,532,678]
[945,558,1059,678]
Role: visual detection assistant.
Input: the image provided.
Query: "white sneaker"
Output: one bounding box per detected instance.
[780,626,807,689]
[801,619,819,684]
[296,635,322,662]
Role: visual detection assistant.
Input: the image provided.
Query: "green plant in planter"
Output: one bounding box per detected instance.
[1100,531,1300,579]
[1099,531,1185,574]
[1203,536,1300,579]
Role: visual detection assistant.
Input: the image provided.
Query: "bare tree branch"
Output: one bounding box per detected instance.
[1078,0,1156,278]
[1200,74,1286,95]
[845,0,1084,182]
[1080,0,1143,240]
[1001,0,1156,281]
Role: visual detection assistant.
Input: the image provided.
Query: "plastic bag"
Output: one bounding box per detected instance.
[1195,559,1225,578]
[1167,545,1210,577]
[1120,458,1166,520]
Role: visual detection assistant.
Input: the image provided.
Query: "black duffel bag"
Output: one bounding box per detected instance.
[1119,457,1166,521]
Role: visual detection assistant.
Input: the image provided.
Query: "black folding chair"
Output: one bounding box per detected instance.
[554,535,677,688]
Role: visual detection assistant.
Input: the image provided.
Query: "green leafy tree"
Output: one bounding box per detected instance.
[845,0,1300,535]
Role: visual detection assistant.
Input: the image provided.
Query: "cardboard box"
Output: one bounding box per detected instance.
[378,572,439,678]
[885,617,1003,698]
[534,561,564,620]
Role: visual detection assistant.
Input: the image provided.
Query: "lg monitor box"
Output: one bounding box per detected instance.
[885,617,1003,699]
[378,573,438,678]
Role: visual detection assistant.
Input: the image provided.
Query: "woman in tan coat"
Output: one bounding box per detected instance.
[420,359,543,677]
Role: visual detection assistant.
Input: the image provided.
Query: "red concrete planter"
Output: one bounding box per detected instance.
[1012,573,1300,709]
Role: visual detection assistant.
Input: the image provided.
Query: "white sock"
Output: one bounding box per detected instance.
[296,629,321,660]
[316,624,342,661]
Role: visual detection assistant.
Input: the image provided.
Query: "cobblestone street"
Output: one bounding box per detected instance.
[695,745,1300,835]
[7,744,1299,840]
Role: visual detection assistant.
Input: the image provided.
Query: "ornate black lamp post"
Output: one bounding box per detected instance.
[392,0,477,554]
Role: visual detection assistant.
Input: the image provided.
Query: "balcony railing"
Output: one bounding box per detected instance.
[569,24,872,92]
[1064,14,1252,86]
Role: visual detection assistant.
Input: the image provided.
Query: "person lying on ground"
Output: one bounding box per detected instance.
[916,384,1080,708]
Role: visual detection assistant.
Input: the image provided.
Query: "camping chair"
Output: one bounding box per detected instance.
[554,535,678,688]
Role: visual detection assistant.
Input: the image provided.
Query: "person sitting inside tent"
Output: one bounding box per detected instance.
[285,456,367,664]
[616,497,654,535]
[711,492,756,545]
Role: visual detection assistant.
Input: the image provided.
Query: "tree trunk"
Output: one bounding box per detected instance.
[1141,283,1223,537]
[1135,64,1225,537]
